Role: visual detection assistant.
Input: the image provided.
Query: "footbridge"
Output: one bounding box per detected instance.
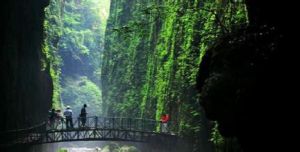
[0,117,178,147]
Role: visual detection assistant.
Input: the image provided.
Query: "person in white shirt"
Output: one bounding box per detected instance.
[63,106,73,129]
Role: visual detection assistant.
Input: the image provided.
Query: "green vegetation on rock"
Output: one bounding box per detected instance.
[102,0,247,151]
[43,0,110,113]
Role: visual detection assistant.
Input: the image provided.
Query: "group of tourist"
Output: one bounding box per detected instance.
[48,104,87,129]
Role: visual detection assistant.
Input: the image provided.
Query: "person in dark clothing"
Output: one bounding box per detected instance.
[80,104,88,127]
[49,108,57,129]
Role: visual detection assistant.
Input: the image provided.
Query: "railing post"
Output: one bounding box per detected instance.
[121,118,123,129]
[129,118,132,130]
[104,117,106,128]
[140,119,143,131]
[78,117,80,128]
[112,117,115,129]
[141,119,144,131]
[95,116,98,128]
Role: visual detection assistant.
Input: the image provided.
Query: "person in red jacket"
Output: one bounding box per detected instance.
[160,113,170,133]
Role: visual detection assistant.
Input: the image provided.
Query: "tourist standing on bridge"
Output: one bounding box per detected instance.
[160,113,170,133]
[64,106,73,129]
[80,104,88,127]
[56,109,64,122]
[49,108,57,129]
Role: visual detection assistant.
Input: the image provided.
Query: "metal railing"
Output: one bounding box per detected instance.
[46,117,160,132]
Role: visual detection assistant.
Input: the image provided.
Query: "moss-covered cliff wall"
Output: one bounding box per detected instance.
[0,0,52,134]
[102,0,246,151]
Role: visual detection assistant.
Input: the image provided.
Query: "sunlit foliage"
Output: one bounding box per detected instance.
[62,76,102,116]
[43,0,110,112]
